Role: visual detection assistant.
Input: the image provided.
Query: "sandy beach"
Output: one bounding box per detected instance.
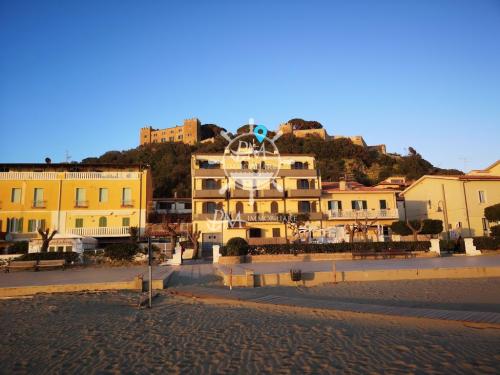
[1,289,500,374]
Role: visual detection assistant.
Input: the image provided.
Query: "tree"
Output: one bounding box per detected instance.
[129,226,139,243]
[225,237,248,256]
[186,227,201,258]
[421,219,443,238]
[406,220,424,241]
[485,203,500,222]
[356,215,379,242]
[37,228,57,252]
[283,213,309,243]
[390,221,412,237]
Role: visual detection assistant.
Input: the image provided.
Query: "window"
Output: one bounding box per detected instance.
[122,217,130,227]
[122,188,132,206]
[185,202,192,209]
[478,190,486,203]
[298,201,311,213]
[75,218,84,228]
[272,228,281,237]
[99,188,108,203]
[241,161,249,169]
[260,161,266,170]
[49,246,55,252]
[235,202,244,213]
[351,200,367,210]
[161,138,166,142]
[328,200,342,211]
[11,188,21,203]
[203,179,219,189]
[33,188,44,207]
[379,200,387,210]
[270,201,278,213]
[27,219,45,233]
[293,162,304,169]
[99,217,107,227]
[66,246,73,252]
[249,228,262,238]
[253,202,258,212]
[7,218,22,233]
[169,136,174,141]
[178,135,183,140]
[75,188,87,207]
[297,179,310,189]
[204,202,217,214]
[57,246,64,252]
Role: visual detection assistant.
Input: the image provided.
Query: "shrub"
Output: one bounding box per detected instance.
[473,236,500,250]
[390,221,412,236]
[225,237,249,256]
[421,219,443,236]
[244,241,431,256]
[6,241,29,254]
[490,225,500,238]
[104,243,140,261]
[19,252,80,263]
[484,203,500,222]
[439,239,465,253]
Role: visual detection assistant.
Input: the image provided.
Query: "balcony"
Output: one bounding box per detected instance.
[193,168,225,177]
[288,189,322,198]
[248,237,287,245]
[67,226,131,237]
[327,209,399,220]
[32,200,47,208]
[74,200,89,208]
[292,212,323,220]
[193,190,225,199]
[121,200,135,208]
[231,189,284,199]
[278,169,317,177]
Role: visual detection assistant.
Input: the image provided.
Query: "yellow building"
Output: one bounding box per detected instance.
[191,152,322,254]
[140,118,201,146]
[321,180,400,242]
[0,163,152,242]
[401,161,500,237]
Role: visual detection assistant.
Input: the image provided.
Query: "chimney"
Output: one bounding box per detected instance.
[339,178,347,191]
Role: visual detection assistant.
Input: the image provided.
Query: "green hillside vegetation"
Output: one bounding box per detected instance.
[82,120,462,197]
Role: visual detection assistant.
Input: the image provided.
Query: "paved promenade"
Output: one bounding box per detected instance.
[219,254,500,275]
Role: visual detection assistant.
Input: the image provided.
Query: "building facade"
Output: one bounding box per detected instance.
[0,163,152,242]
[191,152,323,253]
[140,118,201,146]
[401,161,500,238]
[321,181,400,242]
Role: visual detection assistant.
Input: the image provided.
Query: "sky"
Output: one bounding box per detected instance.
[0,0,499,171]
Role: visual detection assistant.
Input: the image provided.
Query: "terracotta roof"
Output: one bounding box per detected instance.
[321,181,398,192]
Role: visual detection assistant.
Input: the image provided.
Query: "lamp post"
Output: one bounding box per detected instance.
[436,201,450,240]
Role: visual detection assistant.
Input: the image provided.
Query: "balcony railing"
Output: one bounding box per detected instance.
[32,200,47,208]
[328,209,399,219]
[294,212,323,220]
[288,189,322,198]
[193,190,225,199]
[67,226,131,237]
[74,200,89,208]
[121,200,135,208]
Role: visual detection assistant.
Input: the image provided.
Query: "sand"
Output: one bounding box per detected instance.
[1,291,500,374]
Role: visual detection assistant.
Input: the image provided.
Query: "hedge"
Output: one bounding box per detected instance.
[6,241,29,254]
[19,252,80,263]
[104,243,140,261]
[473,236,500,250]
[238,241,431,256]
[439,239,465,253]
[224,237,249,256]
[490,225,500,238]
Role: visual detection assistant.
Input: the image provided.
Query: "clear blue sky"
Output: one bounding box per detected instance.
[1,0,499,171]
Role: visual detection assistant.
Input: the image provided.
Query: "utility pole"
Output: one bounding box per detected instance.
[441,184,450,240]
[148,236,153,308]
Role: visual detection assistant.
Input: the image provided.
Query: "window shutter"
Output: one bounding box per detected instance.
[363,201,367,210]
[338,201,343,210]
[18,218,23,232]
[327,201,332,210]
[351,201,356,210]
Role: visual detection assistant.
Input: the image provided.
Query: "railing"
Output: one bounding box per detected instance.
[293,212,323,220]
[193,190,225,199]
[67,226,130,237]
[121,200,135,208]
[74,200,89,208]
[65,172,140,179]
[328,209,399,219]
[0,172,59,180]
[32,200,47,208]
[0,171,141,180]
[288,189,322,198]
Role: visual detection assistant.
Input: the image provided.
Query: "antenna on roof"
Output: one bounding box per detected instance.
[65,150,72,163]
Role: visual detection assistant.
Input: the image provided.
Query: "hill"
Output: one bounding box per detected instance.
[82,123,462,197]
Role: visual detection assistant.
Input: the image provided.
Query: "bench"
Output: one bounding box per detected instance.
[352,250,415,260]
[5,260,38,272]
[38,259,66,270]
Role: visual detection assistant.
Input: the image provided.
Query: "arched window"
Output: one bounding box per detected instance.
[236,202,244,213]
[310,179,315,189]
[204,202,217,213]
[270,201,278,213]
[98,217,107,227]
[253,202,258,212]
[260,161,266,170]
[203,179,218,189]
[304,162,309,169]
[241,161,249,169]
[311,201,317,213]
[297,179,309,189]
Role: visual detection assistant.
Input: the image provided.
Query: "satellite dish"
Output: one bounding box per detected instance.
[45,157,52,164]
